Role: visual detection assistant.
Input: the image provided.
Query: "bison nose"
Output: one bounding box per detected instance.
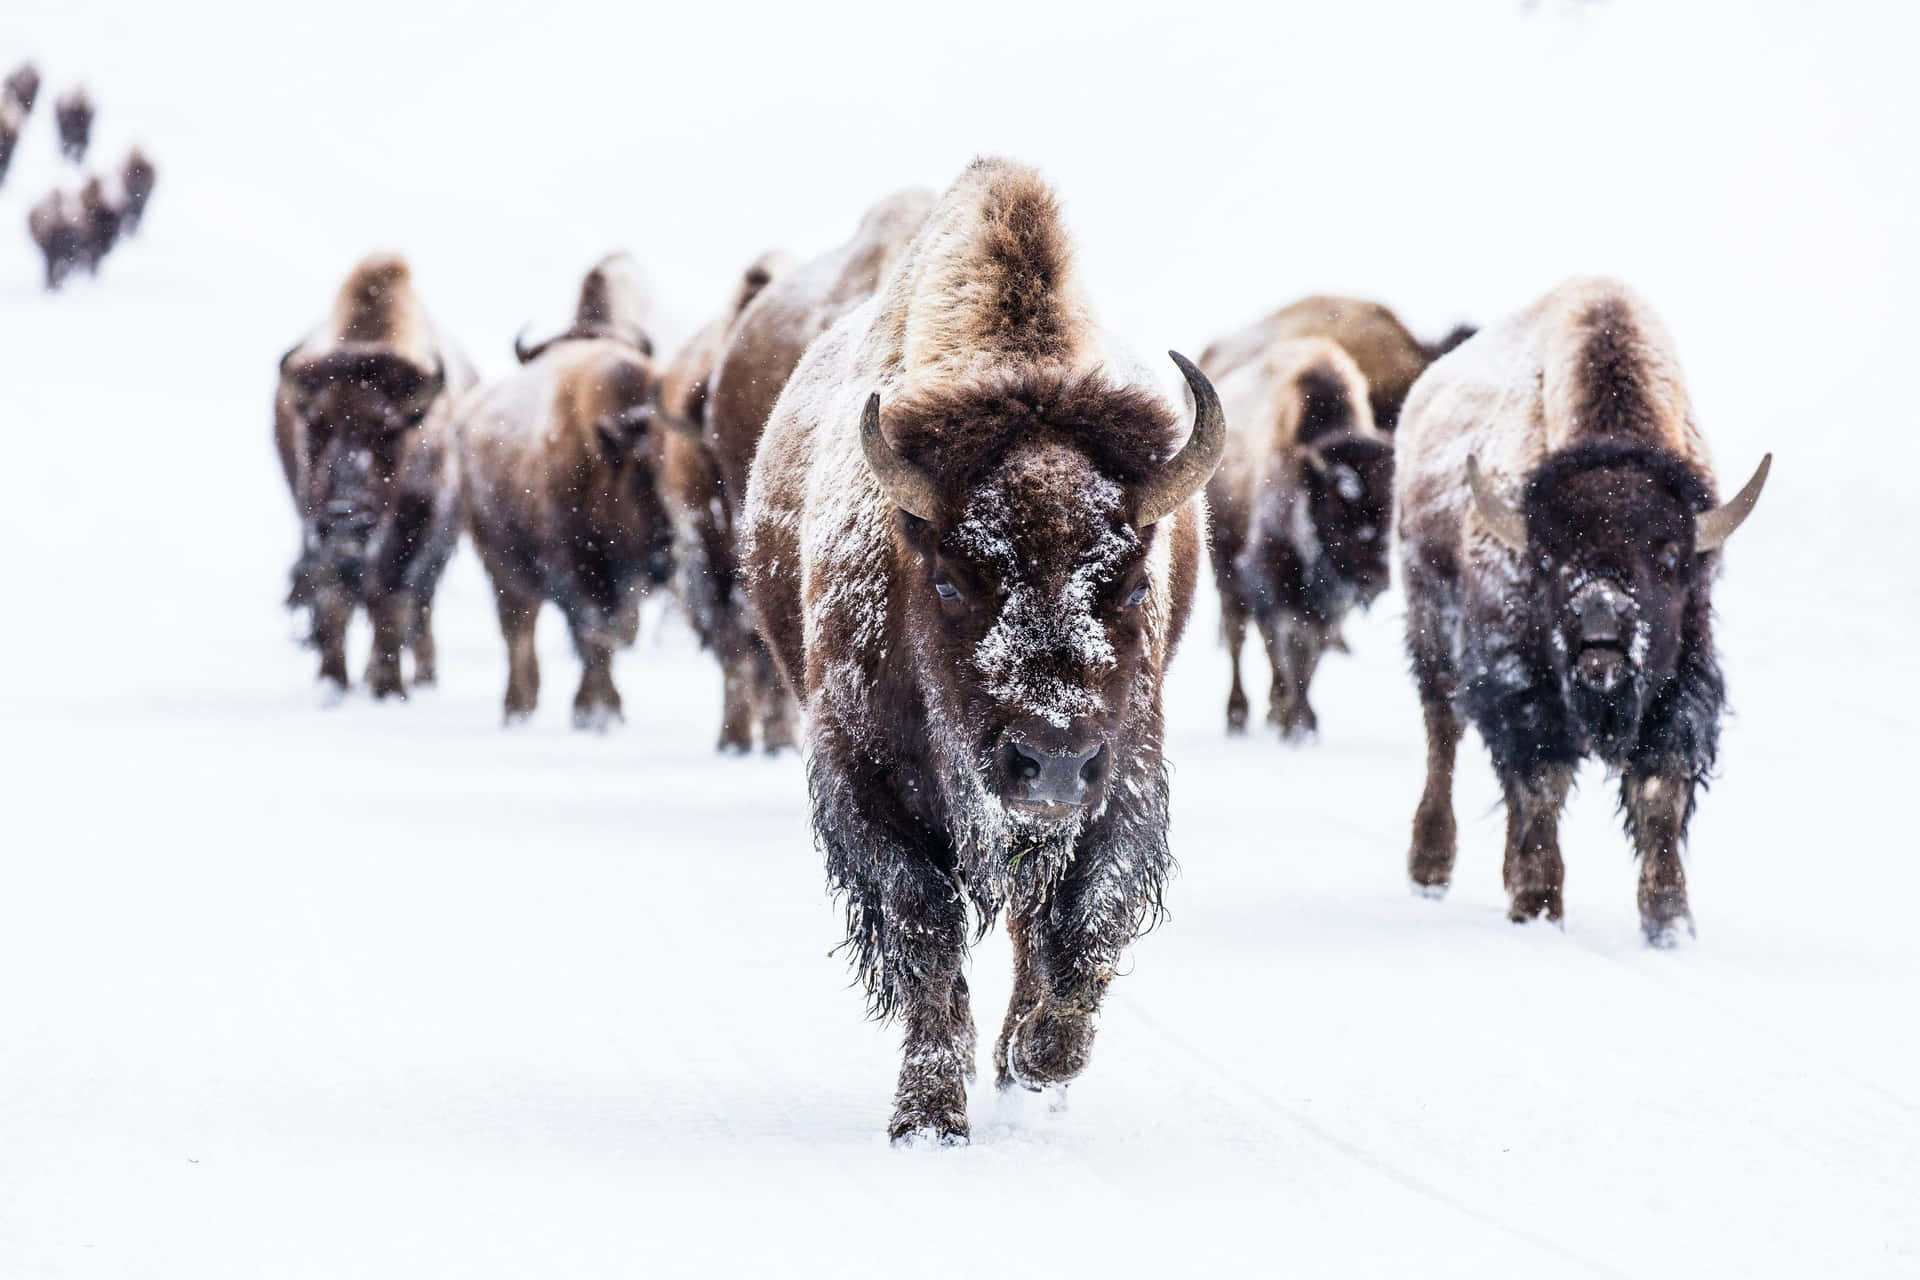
[1573,583,1633,647]
[1005,736,1106,809]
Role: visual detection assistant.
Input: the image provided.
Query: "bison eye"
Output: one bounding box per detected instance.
[933,575,963,603]
[1124,581,1150,609]
[1657,543,1683,573]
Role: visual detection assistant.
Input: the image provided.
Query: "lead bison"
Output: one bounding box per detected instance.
[1396,277,1769,945]
[275,254,475,697]
[652,250,792,748]
[458,253,686,728]
[1202,295,1473,433]
[745,159,1221,1144]
[1203,337,1393,737]
[704,187,934,752]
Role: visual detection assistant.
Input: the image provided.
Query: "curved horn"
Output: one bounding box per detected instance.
[513,326,549,365]
[1466,455,1528,552]
[648,385,705,438]
[861,393,939,521]
[1135,351,1228,527]
[1694,453,1771,553]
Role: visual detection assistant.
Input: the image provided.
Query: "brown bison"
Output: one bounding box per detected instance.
[1202,295,1473,433]
[744,159,1221,1144]
[118,147,156,234]
[3,63,38,115]
[652,250,793,749]
[0,97,22,188]
[458,254,688,728]
[1396,277,1769,945]
[76,176,120,272]
[274,254,475,697]
[27,188,82,290]
[699,187,934,752]
[1203,337,1393,737]
[54,87,91,164]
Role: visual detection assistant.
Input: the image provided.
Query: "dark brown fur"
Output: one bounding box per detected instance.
[27,189,82,291]
[0,99,22,188]
[3,63,39,115]
[77,176,120,272]
[54,87,91,164]
[119,147,156,234]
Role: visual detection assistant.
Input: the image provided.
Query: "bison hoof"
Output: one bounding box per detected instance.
[888,1116,970,1149]
[1410,878,1448,901]
[998,1005,1095,1092]
[572,702,623,732]
[1642,914,1697,949]
[1226,693,1249,734]
[368,672,407,701]
[1507,894,1565,927]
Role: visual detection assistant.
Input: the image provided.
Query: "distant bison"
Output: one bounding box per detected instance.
[1396,277,1769,945]
[275,254,475,697]
[458,254,687,727]
[54,87,92,163]
[1202,295,1473,433]
[513,251,654,364]
[745,159,1220,1144]
[3,63,38,115]
[27,188,82,290]
[0,97,22,188]
[76,176,120,272]
[1203,337,1393,737]
[701,187,934,752]
[653,250,793,749]
[118,147,156,234]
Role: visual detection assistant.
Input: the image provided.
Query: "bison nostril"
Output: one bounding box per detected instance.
[1077,745,1105,785]
[1008,741,1044,782]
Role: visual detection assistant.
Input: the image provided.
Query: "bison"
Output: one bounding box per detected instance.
[76,175,120,272]
[1203,337,1394,737]
[744,158,1221,1144]
[54,87,91,163]
[27,189,82,291]
[700,187,934,752]
[274,254,475,697]
[1395,277,1769,945]
[652,250,794,749]
[1202,295,1473,433]
[0,97,22,188]
[118,147,156,234]
[458,253,688,728]
[3,63,38,115]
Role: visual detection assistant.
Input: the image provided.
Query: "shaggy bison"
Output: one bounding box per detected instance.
[274,254,474,697]
[118,147,156,234]
[700,187,934,752]
[27,189,81,290]
[3,63,38,115]
[1203,337,1393,737]
[76,175,120,272]
[744,159,1221,1144]
[1202,295,1473,433]
[1396,277,1769,945]
[653,250,793,749]
[458,254,686,728]
[0,97,21,188]
[54,87,91,163]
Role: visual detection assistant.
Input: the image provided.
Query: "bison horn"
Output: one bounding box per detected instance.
[1134,352,1228,527]
[1694,453,1771,553]
[861,392,940,521]
[513,327,545,364]
[648,385,705,438]
[1466,455,1528,552]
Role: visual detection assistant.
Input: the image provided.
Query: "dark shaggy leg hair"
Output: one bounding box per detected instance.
[808,729,972,1144]
[365,593,415,700]
[1404,574,1463,893]
[1501,762,1573,923]
[1621,594,1723,945]
[311,586,352,690]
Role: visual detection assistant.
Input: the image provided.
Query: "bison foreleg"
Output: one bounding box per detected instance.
[1499,762,1573,923]
[365,594,414,700]
[494,590,541,724]
[408,598,437,687]
[1410,691,1463,897]
[565,613,622,732]
[1221,597,1250,734]
[750,633,796,753]
[995,908,1108,1095]
[311,588,352,691]
[1623,765,1697,947]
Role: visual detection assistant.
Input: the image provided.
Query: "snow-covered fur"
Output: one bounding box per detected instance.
[456,316,679,728]
[655,250,794,751]
[272,254,475,698]
[1201,294,1472,432]
[1203,337,1393,737]
[1395,276,1753,945]
[700,189,934,752]
[513,251,657,363]
[743,158,1208,1144]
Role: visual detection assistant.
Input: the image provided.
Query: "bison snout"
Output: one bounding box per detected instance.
[1001,728,1107,815]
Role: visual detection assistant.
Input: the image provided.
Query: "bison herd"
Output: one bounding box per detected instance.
[3,61,158,290]
[272,157,1770,1144]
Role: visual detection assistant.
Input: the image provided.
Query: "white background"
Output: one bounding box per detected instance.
[0,1,1914,1275]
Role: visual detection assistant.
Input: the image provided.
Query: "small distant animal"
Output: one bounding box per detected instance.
[1202,296,1474,433]
[3,62,39,115]
[274,254,476,697]
[118,147,156,234]
[1396,277,1770,945]
[77,176,120,272]
[1203,336,1395,738]
[0,97,22,188]
[54,87,92,163]
[458,253,690,728]
[27,188,82,290]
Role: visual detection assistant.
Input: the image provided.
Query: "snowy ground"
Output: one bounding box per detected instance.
[2,1,1916,1276]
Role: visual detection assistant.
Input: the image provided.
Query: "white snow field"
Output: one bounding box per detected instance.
[1,1,1915,1275]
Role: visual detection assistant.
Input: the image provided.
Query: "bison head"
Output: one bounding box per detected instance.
[1469,442,1769,757]
[281,346,445,580]
[862,354,1223,831]
[1300,434,1394,612]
